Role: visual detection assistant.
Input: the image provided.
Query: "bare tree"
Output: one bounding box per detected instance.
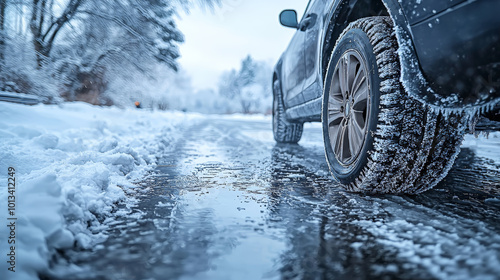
[29,0,84,67]
[0,0,7,67]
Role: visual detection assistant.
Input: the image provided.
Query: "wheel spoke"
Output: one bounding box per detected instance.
[331,68,342,96]
[328,110,343,126]
[351,67,365,95]
[353,82,368,106]
[329,123,340,152]
[338,59,347,97]
[351,118,364,146]
[334,119,345,158]
[352,109,363,115]
[348,122,358,157]
[336,126,344,159]
[329,89,343,126]
[328,101,341,111]
[347,56,358,95]
[341,124,351,161]
[329,94,343,105]
[330,117,344,154]
[353,112,366,129]
[345,56,351,96]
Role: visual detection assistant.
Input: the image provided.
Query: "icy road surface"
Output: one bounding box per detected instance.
[53,116,500,280]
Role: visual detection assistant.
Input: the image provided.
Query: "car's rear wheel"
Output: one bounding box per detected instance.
[322,16,467,194]
[273,80,303,143]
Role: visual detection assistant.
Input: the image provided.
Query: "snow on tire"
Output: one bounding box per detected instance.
[322,16,467,194]
[273,80,303,144]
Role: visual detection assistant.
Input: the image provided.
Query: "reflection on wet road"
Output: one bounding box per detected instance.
[55,116,500,280]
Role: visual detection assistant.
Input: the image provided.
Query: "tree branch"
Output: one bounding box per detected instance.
[78,9,148,44]
[30,0,40,38]
[44,0,83,55]
[42,0,82,42]
[39,0,46,36]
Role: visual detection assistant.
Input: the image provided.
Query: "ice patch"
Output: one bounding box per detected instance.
[461,132,500,164]
[354,204,500,279]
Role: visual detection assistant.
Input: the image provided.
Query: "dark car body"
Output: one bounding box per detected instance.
[274,0,500,123]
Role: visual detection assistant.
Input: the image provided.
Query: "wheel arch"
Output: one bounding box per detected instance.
[272,71,278,88]
[321,1,432,104]
[321,0,390,83]
[321,0,498,112]
[273,58,283,85]
[272,58,285,105]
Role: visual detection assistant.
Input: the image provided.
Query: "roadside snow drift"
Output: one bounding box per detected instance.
[0,102,199,279]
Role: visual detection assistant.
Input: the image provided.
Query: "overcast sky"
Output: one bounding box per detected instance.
[176,0,308,91]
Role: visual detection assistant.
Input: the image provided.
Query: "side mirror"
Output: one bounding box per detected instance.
[279,10,298,29]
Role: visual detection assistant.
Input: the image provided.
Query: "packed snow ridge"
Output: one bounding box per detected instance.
[0,102,202,279]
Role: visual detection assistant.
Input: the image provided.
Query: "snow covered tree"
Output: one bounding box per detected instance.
[0,0,220,104]
[218,55,272,114]
[0,0,7,67]
[34,0,219,104]
[0,0,57,99]
[53,0,186,104]
[239,55,256,87]
[27,0,219,68]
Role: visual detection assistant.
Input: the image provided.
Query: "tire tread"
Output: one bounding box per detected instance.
[330,17,466,194]
[273,80,303,144]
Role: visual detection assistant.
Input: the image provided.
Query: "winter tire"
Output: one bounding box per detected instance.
[322,17,467,194]
[273,80,303,143]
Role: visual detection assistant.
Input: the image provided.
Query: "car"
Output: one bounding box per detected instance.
[272,0,500,194]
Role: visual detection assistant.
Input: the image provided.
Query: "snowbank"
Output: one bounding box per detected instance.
[0,102,200,279]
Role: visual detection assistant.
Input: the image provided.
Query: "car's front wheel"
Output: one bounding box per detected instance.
[322,16,467,194]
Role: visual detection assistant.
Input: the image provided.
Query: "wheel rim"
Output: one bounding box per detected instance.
[327,50,370,166]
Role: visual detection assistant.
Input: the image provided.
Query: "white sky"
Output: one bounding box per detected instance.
[176,0,309,91]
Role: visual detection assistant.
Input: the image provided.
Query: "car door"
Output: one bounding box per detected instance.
[281,1,312,109]
[302,0,325,101]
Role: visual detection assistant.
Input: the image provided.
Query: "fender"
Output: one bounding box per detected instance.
[273,57,285,102]
[383,0,500,112]
[381,0,454,110]
[320,0,500,113]
[320,0,351,81]
[273,58,296,117]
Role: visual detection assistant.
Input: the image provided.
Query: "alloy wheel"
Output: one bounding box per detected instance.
[327,50,370,166]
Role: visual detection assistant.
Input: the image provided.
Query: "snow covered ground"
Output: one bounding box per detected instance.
[0,102,202,279]
[0,101,499,280]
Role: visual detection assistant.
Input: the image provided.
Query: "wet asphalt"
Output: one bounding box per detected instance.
[52,116,500,280]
